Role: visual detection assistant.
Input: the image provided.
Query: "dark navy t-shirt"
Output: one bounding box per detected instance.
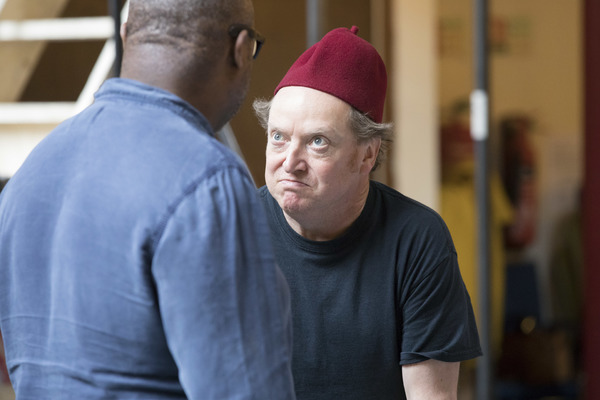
[259,181,481,400]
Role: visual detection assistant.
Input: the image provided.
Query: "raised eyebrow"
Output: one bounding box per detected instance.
[267,122,285,132]
[309,130,337,143]
[307,127,335,136]
[266,125,282,136]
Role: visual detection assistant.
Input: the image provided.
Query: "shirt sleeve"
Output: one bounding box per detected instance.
[151,166,296,400]
[399,250,482,365]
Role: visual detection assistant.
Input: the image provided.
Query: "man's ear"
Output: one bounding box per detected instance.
[232,29,252,69]
[120,22,127,44]
[360,138,382,174]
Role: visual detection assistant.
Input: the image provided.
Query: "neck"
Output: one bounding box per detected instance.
[120,44,228,130]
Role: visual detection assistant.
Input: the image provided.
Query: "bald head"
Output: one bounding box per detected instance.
[128,0,251,49]
[120,0,257,131]
[125,0,253,58]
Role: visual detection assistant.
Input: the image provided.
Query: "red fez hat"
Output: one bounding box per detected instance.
[274,26,387,123]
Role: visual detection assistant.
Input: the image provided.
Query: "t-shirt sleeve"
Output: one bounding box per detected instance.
[399,247,482,365]
[151,166,296,399]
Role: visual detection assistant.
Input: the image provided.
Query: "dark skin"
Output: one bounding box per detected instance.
[119,0,256,132]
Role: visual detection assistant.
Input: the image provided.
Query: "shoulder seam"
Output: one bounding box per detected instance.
[149,164,253,254]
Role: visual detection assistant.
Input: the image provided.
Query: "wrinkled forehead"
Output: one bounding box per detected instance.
[269,86,351,133]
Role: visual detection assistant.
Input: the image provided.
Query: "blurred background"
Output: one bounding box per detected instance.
[0,0,598,399]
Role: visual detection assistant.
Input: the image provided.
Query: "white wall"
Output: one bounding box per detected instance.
[390,0,439,210]
[0,126,53,178]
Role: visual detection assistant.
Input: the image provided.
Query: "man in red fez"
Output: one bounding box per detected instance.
[254,26,481,399]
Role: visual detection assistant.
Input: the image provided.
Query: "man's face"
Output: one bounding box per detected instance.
[265,86,372,228]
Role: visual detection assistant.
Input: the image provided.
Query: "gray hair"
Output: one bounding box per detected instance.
[253,98,393,171]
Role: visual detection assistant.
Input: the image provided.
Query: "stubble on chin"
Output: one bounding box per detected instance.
[276,189,306,215]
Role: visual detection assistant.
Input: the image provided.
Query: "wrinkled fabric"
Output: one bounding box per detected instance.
[0,78,295,400]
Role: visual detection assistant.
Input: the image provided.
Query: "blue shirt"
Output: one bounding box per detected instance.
[0,78,296,399]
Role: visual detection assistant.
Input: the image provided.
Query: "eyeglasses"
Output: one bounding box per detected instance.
[228,24,265,60]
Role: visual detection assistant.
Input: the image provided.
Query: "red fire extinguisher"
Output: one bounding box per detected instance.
[501,115,537,249]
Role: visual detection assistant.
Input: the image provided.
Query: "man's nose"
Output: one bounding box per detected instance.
[283,144,307,173]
